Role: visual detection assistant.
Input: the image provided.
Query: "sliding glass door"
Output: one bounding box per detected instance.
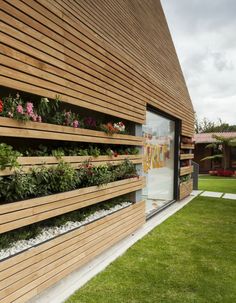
[143,110,176,215]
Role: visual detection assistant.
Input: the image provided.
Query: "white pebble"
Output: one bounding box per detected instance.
[0,202,131,261]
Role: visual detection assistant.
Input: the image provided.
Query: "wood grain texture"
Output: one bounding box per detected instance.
[0,155,142,176]
[179,180,193,200]
[0,177,145,233]
[0,0,194,136]
[0,117,144,145]
[180,154,194,160]
[180,166,194,176]
[0,202,145,303]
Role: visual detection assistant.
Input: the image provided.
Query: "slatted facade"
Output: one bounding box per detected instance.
[0,0,194,136]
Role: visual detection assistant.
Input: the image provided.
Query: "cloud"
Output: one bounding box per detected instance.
[161,0,236,125]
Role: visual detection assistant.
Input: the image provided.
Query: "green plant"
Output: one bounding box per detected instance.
[112,159,138,180]
[49,161,79,193]
[0,160,138,204]
[0,143,22,170]
[88,145,101,157]
[38,96,60,118]
[78,162,113,187]
[0,173,37,203]
[51,148,65,159]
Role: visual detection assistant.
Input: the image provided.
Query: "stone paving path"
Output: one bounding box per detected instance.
[192,190,236,200]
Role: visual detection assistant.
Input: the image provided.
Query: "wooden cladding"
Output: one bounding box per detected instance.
[0,202,145,303]
[180,154,194,160]
[0,177,145,234]
[181,143,195,150]
[180,166,194,176]
[179,180,193,200]
[0,155,143,176]
[0,117,143,145]
[0,0,194,136]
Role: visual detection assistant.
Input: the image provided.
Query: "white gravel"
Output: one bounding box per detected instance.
[0,202,132,261]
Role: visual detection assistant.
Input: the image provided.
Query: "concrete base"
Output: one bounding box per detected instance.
[29,194,196,303]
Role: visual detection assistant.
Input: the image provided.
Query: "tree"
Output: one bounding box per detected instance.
[201,134,236,170]
[195,116,236,133]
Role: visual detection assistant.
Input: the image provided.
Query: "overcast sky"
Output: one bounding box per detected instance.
[161,0,236,125]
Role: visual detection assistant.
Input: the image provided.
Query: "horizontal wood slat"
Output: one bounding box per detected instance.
[0,202,145,303]
[180,153,194,160]
[0,0,195,135]
[0,177,145,233]
[0,117,144,145]
[179,180,193,200]
[0,155,142,176]
[181,143,195,150]
[180,166,193,176]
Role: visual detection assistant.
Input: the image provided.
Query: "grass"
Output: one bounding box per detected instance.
[66,196,236,303]
[199,175,236,193]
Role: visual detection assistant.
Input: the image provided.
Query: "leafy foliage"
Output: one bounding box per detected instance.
[0,143,22,170]
[0,160,138,204]
[195,116,236,133]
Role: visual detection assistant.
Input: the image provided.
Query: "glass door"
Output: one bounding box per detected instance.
[143,110,176,215]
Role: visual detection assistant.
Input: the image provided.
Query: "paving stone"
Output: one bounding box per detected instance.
[191,190,203,196]
[223,193,236,200]
[200,191,223,198]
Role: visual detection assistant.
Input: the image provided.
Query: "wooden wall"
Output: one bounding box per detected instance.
[0,202,145,303]
[0,0,194,136]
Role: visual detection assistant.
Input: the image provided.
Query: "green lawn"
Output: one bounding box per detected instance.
[199,175,236,193]
[66,196,236,303]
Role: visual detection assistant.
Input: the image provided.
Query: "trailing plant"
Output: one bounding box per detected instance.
[0,143,22,170]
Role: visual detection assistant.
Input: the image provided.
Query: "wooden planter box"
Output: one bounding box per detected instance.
[180,165,193,176]
[181,143,195,150]
[0,177,145,234]
[180,153,194,160]
[0,202,145,303]
[0,154,143,176]
[179,180,193,200]
[0,117,144,145]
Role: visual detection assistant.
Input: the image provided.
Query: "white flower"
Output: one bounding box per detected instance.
[113,121,125,132]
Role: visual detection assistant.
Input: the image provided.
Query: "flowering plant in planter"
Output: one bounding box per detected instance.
[101,122,126,135]
[0,94,127,135]
[0,94,42,122]
[0,159,138,204]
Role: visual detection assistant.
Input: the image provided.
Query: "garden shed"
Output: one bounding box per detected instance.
[0,1,194,302]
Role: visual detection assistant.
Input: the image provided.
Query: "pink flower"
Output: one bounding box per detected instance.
[16,104,24,114]
[31,114,37,122]
[37,115,42,123]
[26,102,34,115]
[73,120,79,128]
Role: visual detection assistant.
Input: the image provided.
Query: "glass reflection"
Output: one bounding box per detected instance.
[143,111,175,215]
